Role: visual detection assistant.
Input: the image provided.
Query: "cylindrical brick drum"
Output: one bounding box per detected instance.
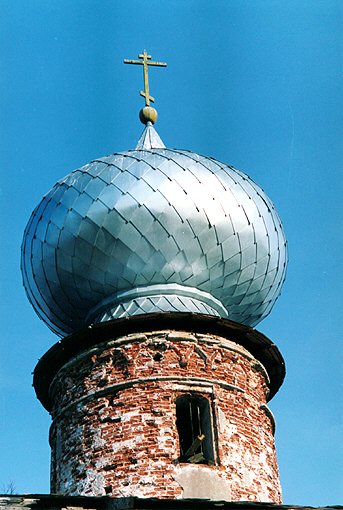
[41,321,283,503]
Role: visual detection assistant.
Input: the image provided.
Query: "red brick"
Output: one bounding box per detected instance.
[49,330,281,503]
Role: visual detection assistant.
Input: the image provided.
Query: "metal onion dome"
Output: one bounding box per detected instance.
[21,51,287,338]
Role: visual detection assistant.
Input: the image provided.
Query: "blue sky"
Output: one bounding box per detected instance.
[0,0,342,505]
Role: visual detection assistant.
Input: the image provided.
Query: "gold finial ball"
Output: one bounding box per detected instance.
[139,106,158,125]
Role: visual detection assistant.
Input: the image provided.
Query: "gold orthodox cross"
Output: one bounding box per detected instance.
[124,50,167,106]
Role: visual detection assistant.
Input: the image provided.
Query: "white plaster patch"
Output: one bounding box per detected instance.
[257,491,272,502]
[244,450,252,464]
[217,406,227,434]
[242,468,253,485]
[75,469,105,495]
[217,406,238,439]
[112,434,144,453]
[121,411,141,422]
[175,465,231,501]
[95,458,106,469]
[91,427,105,449]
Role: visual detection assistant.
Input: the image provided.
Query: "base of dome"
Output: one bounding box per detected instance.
[86,284,228,325]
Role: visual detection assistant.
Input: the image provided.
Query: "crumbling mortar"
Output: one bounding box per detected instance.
[49,331,280,501]
[50,331,269,397]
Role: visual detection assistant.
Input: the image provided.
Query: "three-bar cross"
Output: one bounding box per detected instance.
[124,50,167,106]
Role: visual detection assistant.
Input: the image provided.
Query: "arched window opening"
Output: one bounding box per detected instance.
[176,394,216,464]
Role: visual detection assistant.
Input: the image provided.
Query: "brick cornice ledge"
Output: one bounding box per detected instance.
[33,312,285,410]
[51,375,244,422]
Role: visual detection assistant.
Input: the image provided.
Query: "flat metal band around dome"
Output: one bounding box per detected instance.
[21,127,287,337]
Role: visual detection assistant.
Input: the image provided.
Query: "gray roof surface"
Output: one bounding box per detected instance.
[0,495,341,510]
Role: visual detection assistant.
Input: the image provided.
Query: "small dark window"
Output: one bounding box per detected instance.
[176,394,215,464]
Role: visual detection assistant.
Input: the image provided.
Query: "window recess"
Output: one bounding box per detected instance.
[176,394,216,465]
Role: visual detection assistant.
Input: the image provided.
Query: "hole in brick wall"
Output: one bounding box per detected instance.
[153,352,163,361]
[100,416,122,424]
[113,350,130,375]
[104,485,112,494]
[176,394,216,465]
[103,464,117,471]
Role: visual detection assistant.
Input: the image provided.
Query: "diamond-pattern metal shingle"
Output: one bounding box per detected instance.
[21,126,287,337]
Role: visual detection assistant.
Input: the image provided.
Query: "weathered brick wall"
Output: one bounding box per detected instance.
[49,330,281,503]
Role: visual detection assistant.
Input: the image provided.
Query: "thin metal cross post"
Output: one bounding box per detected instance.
[124,50,167,106]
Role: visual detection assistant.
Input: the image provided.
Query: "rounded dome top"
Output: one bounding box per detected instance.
[21,125,287,337]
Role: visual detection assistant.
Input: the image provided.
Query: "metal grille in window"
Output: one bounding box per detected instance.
[176,394,215,464]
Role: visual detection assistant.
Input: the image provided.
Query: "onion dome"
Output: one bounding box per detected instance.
[21,51,287,337]
[21,121,287,337]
